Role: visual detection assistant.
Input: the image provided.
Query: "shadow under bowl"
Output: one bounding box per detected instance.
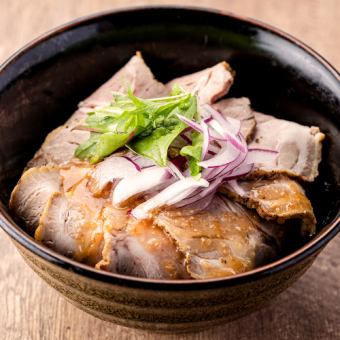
[0,6,339,333]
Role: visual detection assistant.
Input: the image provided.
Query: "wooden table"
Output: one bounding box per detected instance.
[0,1,339,339]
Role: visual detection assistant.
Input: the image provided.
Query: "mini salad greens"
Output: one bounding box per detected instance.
[179,131,203,177]
[75,86,203,175]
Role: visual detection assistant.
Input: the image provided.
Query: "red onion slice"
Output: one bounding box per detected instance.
[198,141,240,168]
[177,114,203,133]
[89,156,141,194]
[204,154,239,181]
[201,121,210,160]
[222,179,246,196]
[201,104,246,153]
[208,118,226,136]
[113,167,172,205]
[205,122,246,152]
[203,133,248,180]
[131,177,209,219]
[222,163,253,181]
[168,161,185,179]
[202,166,221,181]
[177,112,245,153]
[208,143,221,154]
[202,104,241,136]
[121,155,142,172]
[224,132,246,153]
[126,152,156,169]
[178,116,224,143]
[175,177,223,208]
[176,192,215,211]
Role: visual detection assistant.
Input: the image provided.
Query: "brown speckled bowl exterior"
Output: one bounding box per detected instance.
[0,7,339,333]
[16,241,319,332]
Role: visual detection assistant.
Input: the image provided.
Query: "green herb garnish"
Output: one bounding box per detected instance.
[129,95,196,166]
[75,87,201,173]
[180,131,203,177]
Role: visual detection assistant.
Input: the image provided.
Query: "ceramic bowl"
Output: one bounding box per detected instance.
[0,6,339,333]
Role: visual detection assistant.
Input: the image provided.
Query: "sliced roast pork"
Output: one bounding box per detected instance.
[9,166,61,234]
[220,176,316,235]
[27,52,168,168]
[249,112,324,181]
[27,126,90,169]
[166,62,234,105]
[79,51,167,110]
[154,196,283,279]
[35,176,106,265]
[97,216,189,279]
[9,163,92,233]
[29,167,121,266]
[212,97,256,141]
[59,164,92,192]
[14,163,186,276]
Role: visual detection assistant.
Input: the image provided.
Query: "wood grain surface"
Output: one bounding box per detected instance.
[0,1,339,339]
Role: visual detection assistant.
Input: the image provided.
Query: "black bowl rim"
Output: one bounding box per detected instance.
[0,5,339,290]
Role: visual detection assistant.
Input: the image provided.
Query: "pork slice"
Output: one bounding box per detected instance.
[35,177,105,265]
[220,176,316,235]
[59,164,92,192]
[94,204,130,272]
[79,51,167,110]
[28,52,167,168]
[154,196,282,279]
[249,112,325,181]
[66,52,168,126]
[96,217,189,279]
[166,62,234,104]
[212,97,256,141]
[9,167,61,234]
[27,126,90,169]
[31,165,187,278]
